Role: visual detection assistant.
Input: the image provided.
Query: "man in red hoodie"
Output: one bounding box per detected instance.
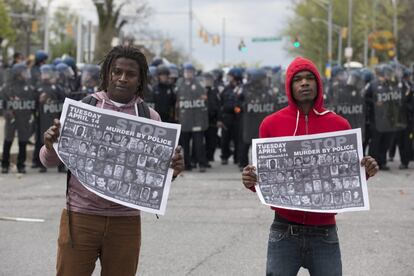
[242,57,379,276]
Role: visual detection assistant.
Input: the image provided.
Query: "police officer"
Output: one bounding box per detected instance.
[56,63,76,97]
[238,68,275,170]
[152,65,176,123]
[143,65,157,109]
[1,63,37,173]
[219,67,243,165]
[201,72,221,165]
[211,68,225,92]
[391,68,413,169]
[367,64,400,170]
[62,55,81,93]
[79,64,100,98]
[32,65,66,172]
[168,64,180,86]
[175,63,208,172]
[31,50,48,87]
[361,68,375,154]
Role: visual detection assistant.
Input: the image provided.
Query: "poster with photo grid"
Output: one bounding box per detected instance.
[252,128,369,213]
[53,98,181,215]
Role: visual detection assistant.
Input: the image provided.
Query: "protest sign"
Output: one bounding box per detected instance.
[252,129,369,213]
[54,98,181,215]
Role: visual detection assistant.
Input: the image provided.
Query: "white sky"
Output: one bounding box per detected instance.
[40,0,294,70]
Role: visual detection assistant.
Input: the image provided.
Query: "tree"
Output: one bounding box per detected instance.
[93,0,151,62]
[4,0,44,57]
[283,0,409,70]
[397,0,414,63]
[49,6,77,59]
[0,0,15,48]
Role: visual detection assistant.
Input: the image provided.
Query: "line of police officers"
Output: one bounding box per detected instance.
[0,50,100,173]
[1,51,413,174]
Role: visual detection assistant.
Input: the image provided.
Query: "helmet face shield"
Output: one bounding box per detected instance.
[81,65,100,88]
[183,69,194,79]
[21,68,31,81]
[40,66,57,83]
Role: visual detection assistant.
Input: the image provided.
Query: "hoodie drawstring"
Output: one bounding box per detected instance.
[293,110,300,136]
[293,109,332,136]
[313,108,331,116]
[101,99,105,109]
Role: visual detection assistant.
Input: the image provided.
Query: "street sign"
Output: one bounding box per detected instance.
[251,36,282,42]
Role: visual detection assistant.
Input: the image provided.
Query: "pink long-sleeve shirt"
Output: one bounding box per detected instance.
[40,91,161,216]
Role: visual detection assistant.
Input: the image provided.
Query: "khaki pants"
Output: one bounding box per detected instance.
[56,209,141,276]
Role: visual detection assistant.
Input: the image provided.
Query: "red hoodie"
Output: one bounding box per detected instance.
[259,57,351,225]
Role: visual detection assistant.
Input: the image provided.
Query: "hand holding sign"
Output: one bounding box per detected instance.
[44,118,61,151]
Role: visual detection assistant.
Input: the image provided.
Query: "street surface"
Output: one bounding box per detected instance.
[0,157,413,276]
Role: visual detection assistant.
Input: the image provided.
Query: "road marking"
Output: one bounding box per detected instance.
[0,216,45,223]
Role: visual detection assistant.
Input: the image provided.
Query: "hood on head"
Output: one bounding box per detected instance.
[285,57,325,113]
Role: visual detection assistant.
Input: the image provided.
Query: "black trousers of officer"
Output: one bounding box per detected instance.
[180,131,207,169]
[394,129,412,166]
[220,114,240,163]
[205,126,218,162]
[238,142,250,168]
[368,128,392,167]
[2,140,27,170]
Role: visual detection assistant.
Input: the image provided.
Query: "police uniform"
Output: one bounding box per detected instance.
[1,73,37,173]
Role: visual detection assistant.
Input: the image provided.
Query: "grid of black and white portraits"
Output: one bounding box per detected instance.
[257,150,363,210]
[59,122,174,208]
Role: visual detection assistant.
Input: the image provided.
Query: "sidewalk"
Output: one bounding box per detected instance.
[0,116,35,170]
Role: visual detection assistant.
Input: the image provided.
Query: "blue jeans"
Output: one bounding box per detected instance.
[266,219,342,276]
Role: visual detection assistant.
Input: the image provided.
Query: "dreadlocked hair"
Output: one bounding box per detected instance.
[99,45,149,98]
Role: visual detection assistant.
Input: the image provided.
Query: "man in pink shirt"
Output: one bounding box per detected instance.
[40,45,184,276]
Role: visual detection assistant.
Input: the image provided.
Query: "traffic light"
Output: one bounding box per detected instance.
[293,35,300,48]
[32,20,38,33]
[238,39,247,52]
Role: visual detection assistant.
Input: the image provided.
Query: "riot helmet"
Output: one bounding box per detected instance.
[148,65,158,85]
[35,50,49,65]
[11,63,31,81]
[81,64,100,88]
[156,65,170,84]
[246,68,267,86]
[40,64,57,83]
[53,57,63,66]
[62,56,77,73]
[201,72,214,88]
[227,67,243,84]
[168,64,179,84]
[183,63,195,79]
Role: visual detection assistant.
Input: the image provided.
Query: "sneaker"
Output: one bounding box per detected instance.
[221,159,228,165]
[206,163,212,168]
[399,164,408,170]
[199,166,206,173]
[1,167,9,174]
[17,168,26,174]
[39,167,47,173]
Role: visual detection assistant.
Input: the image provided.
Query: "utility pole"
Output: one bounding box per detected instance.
[188,0,193,61]
[222,17,226,65]
[43,0,52,53]
[345,0,353,67]
[370,0,377,63]
[327,0,332,73]
[76,16,82,63]
[392,0,398,61]
[87,21,92,63]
